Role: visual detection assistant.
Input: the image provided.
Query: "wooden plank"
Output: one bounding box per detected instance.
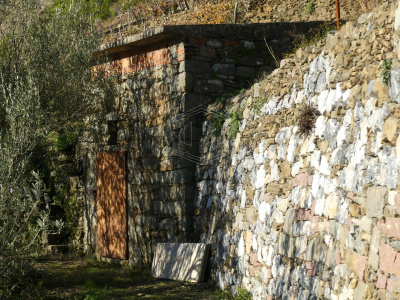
[96,151,127,259]
[151,243,209,283]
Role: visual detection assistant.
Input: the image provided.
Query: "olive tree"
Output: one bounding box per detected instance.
[0,0,113,295]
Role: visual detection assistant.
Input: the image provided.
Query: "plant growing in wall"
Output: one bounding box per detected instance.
[229,107,243,138]
[210,111,226,137]
[379,59,392,86]
[298,104,320,135]
[306,1,316,13]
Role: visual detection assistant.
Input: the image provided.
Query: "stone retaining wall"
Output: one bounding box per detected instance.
[193,1,400,299]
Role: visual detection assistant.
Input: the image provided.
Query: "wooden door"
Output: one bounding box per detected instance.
[96,151,127,259]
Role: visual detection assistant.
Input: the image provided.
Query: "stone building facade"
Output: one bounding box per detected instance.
[77,23,316,266]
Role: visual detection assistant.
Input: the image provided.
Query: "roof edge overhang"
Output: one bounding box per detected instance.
[94,22,328,57]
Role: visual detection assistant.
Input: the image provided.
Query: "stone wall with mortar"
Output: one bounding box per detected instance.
[78,23,314,265]
[194,1,400,299]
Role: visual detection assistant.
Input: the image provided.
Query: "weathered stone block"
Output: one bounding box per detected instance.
[366,186,387,218]
[179,61,211,74]
[379,241,397,274]
[369,227,381,270]
[305,234,324,262]
[151,243,209,282]
[377,218,400,238]
[383,117,398,143]
[353,281,367,300]
[278,233,294,258]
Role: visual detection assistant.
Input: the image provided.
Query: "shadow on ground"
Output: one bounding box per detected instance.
[22,254,230,300]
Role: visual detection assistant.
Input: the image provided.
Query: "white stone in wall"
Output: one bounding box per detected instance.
[339,286,354,300]
[240,119,247,132]
[250,168,257,188]
[241,190,247,209]
[320,155,332,176]
[336,125,349,148]
[314,189,326,216]
[342,89,351,102]
[242,276,250,290]
[255,165,266,189]
[325,89,338,112]
[275,127,291,143]
[315,116,327,138]
[335,83,343,100]
[390,69,400,102]
[276,197,290,212]
[316,74,327,94]
[338,199,349,224]
[238,234,245,257]
[253,234,258,251]
[353,102,363,123]
[350,141,365,167]
[244,156,255,171]
[370,131,383,155]
[287,136,298,162]
[317,90,329,113]
[323,119,340,141]
[372,103,389,132]
[271,255,281,277]
[303,221,311,236]
[272,210,284,224]
[258,201,271,222]
[290,186,302,205]
[263,144,275,161]
[253,189,263,208]
[254,149,264,165]
[277,143,287,160]
[358,119,369,146]
[299,188,310,208]
[343,109,352,127]
[311,172,324,197]
[379,147,399,189]
[266,247,275,266]
[323,177,336,195]
[260,96,277,115]
[388,190,397,205]
[364,97,375,117]
[238,146,248,160]
[324,193,339,219]
[295,89,303,104]
[308,94,318,108]
[199,180,208,197]
[291,160,302,177]
[396,135,400,166]
[270,160,280,182]
[231,154,238,167]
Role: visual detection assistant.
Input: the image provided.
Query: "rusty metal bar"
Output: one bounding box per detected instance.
[335,0,340,30]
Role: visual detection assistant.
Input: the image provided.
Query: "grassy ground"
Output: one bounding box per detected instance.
[21,254,244,300]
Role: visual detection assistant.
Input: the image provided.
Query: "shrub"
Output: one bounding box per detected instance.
[298,104,320,135]
[0,0,114,295]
